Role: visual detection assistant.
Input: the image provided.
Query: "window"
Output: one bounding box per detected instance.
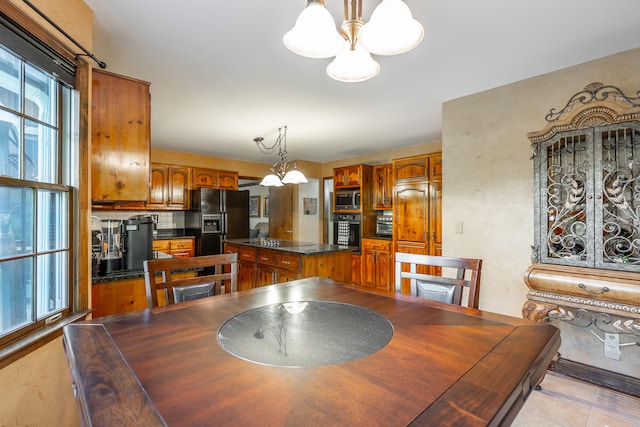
[0,42,78,347]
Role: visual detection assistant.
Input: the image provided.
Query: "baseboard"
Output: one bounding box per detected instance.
[551,356,640,398]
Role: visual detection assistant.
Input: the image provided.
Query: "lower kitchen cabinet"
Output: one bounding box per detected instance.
[361,238,393,292]
[224,242,351,290]
[152,237,195,258]
[92,270,196,318]
[351,253,361,286]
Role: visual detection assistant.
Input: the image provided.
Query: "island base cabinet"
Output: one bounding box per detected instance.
[91,271,196,318]
[224,242,351,290]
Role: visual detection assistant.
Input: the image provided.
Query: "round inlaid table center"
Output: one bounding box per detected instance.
[218,301,394,368]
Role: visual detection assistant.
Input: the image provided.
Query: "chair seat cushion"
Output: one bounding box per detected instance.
[172,281,216,303]
[416,280,456,304]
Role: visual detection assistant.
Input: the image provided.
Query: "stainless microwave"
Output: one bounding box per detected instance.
[335,190,360,211]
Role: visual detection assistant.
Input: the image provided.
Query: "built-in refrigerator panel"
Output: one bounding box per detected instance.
[186,188,250,256]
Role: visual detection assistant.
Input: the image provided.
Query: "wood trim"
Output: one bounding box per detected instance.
[0,1,82,66]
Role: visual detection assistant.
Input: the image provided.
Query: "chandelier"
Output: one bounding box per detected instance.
[254,126,308,187]
[283,0,424,83]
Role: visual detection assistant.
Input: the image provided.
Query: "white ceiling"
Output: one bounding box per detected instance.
[84,0,640,164]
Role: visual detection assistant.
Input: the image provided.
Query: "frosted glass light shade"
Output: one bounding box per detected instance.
[282,169,308,184]
[260,174,284,187]
[326,42,380,83]
[283,1,344,59]
[358,0,424,56]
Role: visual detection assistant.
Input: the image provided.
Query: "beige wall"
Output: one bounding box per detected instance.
[442,47,640,317]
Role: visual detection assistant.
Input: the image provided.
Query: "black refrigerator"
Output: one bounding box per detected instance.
[185,189,250,255]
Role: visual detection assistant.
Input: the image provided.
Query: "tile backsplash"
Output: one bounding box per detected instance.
[92,211,186,230]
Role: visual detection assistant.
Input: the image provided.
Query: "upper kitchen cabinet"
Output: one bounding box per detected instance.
[190,167,238,190]
[148,164,189,209]
[91,69,151,203]
[373,164,393,210]
[393,155,429,183]
[334,165,366,188]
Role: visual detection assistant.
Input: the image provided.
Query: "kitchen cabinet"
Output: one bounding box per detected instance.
[393,155,429,183]
[333,165,364,188]
[373,164,393,210]
[148,164,190,209]
[152,237,195,258]
[361,238,392,291]
[91,270,195,318]
[190,167,238,190]
[224,244,256,291]
[224,242,351,290]
[351,253,361,285]
[91,69,151,203]
[393,153,442,294]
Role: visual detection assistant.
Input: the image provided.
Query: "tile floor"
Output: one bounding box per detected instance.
[513,371,640,426]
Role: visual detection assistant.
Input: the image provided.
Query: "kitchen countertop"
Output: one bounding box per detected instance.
[92,251,175,283]
[225,238,355,255]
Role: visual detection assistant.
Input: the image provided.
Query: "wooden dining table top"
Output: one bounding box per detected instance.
[63,277,560,427]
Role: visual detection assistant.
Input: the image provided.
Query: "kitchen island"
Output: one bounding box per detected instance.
[224,239,353,290]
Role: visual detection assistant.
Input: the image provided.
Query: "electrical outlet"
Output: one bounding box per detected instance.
[455,222,463,234]
[604,333,621,360]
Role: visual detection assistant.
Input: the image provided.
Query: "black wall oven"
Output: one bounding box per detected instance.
[333,213,361,253]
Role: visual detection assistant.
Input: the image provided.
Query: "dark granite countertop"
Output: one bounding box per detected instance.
[92,251,174,283]
[225,238,355,255]
[155,229,196,239]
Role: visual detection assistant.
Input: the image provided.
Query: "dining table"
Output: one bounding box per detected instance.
[62,277,560,426]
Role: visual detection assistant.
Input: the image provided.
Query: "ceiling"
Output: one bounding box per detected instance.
[83,0,640,165]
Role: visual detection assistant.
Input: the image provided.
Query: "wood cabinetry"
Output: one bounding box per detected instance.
[152,238,195,258]
[333,165,364,188]
[393,153,442,294]
[361,238,392,291]
[91,69,151,203]
[224,242,351,290]
[91,270,196,318]
[190,168,238,190]
[148,164,189,209]
[373,164,393,210]
[351,253,361,285]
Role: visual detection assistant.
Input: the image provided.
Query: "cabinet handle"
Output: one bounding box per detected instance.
[578,283,609,294]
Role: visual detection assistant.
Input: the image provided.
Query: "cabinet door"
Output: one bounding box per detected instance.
[373,164,393,209]
[393,182,428,243]
[148,165,168,206]
[376,248,392,292]
[277,268,301,283]
[257,264,277,287]
[334,165,362,188]
[190,168,216,189]
[351,253,361,285]
[91,70,150,202]
[394,242,429,295]
[216,170,238,190]
[168,167,189,208]
[361,247,377,289]
[429,153,442,182]
[238,261,256,291]
[393,155,428,183]
[429,181,442,256]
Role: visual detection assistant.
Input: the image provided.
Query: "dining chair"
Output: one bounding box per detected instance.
[143,253,238,308]
[394,253,482,309]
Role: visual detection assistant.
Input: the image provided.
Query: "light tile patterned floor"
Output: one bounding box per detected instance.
[513,371,640,427]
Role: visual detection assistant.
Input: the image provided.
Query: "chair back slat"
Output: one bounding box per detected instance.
[143,253,238,308]
[395,253,482,309]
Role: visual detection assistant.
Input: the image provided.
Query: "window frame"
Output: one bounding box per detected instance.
[0,6,89,369]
